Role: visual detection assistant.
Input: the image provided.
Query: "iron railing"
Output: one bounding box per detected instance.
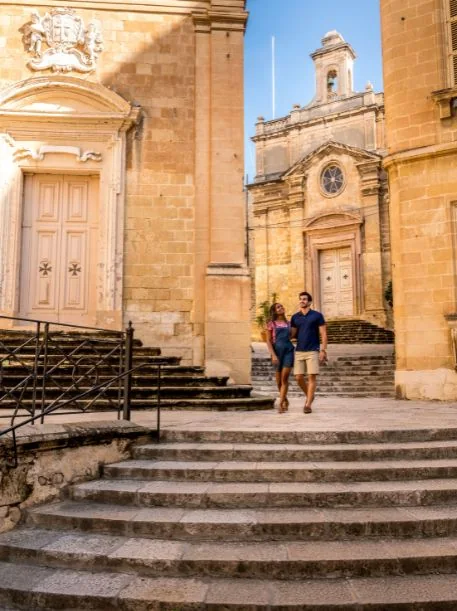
[0,315,162,464]
[1,362,162,467]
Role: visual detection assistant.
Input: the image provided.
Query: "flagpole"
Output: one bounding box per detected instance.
[272,35,276,119]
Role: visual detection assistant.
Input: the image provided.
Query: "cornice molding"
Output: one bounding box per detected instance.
[383,140,457,170]
[252,101,383,143]
[0,0,212,14]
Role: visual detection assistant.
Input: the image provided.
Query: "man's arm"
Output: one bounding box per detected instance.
[319,324,327,362]
[290,315,297,340]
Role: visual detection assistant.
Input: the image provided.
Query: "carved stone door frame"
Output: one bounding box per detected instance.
[0,76,140,329]
[303,211,363,316]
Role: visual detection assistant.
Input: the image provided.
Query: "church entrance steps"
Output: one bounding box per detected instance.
[252,352,395,398]
[4,422,457,608]
[0,330,274,412]
[3,563,457,610]
[4,528,457,582]
[135,439,457,461]
[326,319,394,344]
[102,458,457,484]
[68,477,457,509]
[22,501,457,541]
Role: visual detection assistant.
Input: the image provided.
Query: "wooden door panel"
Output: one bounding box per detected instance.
[320,247,354,318]
[320,250,338,318]
[37,180,60,223]
[61,231,87,310]
[65,180,88,223]
[20,174,98,325]
[33,231,59,310]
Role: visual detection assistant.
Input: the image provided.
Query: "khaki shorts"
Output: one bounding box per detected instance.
[294,351,320,375]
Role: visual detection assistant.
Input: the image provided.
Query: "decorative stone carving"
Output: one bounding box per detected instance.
[14,145,102,163]
[23,8,103,73]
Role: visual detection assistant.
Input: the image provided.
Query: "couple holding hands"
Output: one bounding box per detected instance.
[266,291,328,414]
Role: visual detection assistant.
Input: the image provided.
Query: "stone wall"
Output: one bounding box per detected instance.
[0,421,151,534]
[381,0,457,399]
[0,1,251,384]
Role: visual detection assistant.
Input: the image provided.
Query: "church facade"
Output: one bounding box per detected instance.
[0,1,251,383]
[380,0,457,400]
[248,32,391,336]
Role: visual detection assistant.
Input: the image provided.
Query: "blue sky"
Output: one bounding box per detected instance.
[244,0,383,180]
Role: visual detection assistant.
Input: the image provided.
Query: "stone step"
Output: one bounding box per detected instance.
[69,477,457,508]
[134,440,457,462]
[0,345,160,356]
[1,374,229,387]
[103,458,457,483]
[0,385,253,400]
[2,561,457,609]
[3,354,181,365]
[1,363,205,376]
[160,428,457,444]
[27,501,457,541]
[3,527,457,581]
[0,396,274,412]
[254,382,394,390]
[255,389,395,397]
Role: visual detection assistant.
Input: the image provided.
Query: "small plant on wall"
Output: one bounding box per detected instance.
[255,292,278,341]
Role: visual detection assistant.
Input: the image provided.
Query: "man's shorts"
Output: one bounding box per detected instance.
[294,351,320,375]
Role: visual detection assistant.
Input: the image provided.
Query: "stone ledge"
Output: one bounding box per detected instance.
[0,420,155,534]
[0,420,153,457]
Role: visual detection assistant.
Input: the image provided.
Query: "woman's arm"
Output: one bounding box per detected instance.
[266,327,278,364]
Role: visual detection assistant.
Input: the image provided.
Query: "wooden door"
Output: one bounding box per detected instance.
[319,247,354,318]
[20,174,99,326]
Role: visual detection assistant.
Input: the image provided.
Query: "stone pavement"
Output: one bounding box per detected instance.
[3,395,456,438]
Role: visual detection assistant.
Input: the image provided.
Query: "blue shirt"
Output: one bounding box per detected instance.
[290,309,326,352]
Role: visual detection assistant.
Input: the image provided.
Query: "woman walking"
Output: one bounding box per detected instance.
[266,302,295,413]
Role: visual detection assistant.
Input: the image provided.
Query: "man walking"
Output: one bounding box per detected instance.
[290,291,327,413]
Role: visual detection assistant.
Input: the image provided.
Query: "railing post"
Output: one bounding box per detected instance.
[31,321,41,421]
[40,322,50,424]
[123,321,134,421]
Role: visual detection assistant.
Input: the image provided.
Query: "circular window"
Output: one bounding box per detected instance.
[321,164,345,196]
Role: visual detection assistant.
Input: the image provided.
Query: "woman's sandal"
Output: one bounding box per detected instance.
[278,399,288,414]
[303,403,312,414]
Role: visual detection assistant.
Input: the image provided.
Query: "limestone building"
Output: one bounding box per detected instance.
[248,32,391,335]
[380,0,457,399]
[0,1,251,383]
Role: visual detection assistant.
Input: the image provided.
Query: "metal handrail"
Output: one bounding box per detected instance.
[0,315,126,334]
[0,362,162,467]
[0,318,132,424]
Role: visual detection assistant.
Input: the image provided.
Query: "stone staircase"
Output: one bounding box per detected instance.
[252,352,395,398]
[326,319,394,343]
[3,427,457,607]
[0,331,273,412]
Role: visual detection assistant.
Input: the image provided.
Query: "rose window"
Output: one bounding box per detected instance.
[321,164,344,196]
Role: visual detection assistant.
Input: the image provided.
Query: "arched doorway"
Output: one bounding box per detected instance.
[0,76,140,328]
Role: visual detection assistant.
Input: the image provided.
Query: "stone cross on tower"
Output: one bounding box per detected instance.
[310,31,356,104]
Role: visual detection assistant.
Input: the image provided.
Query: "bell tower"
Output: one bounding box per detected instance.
[310,31,356,104]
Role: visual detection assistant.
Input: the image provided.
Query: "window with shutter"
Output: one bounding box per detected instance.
[449,0,457,84]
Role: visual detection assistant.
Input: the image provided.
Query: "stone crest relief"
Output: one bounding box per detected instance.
[22,8,103,73]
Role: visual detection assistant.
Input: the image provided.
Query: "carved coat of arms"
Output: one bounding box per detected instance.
[23,8,103,73]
